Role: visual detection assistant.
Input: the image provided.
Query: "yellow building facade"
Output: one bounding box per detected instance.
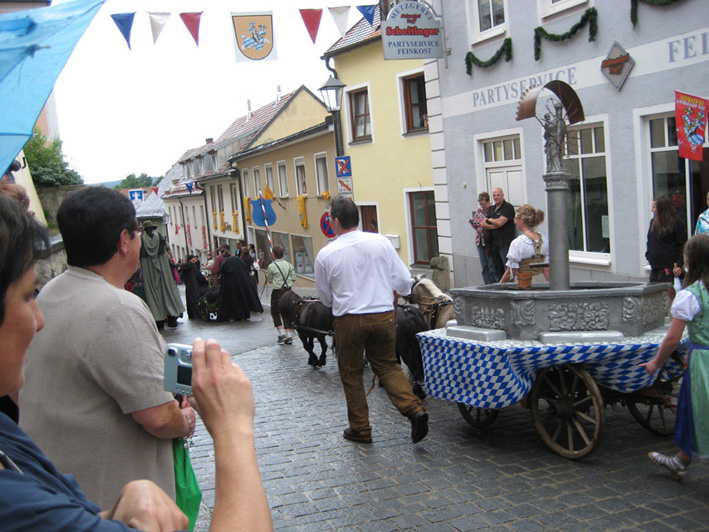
[324,11,436,269]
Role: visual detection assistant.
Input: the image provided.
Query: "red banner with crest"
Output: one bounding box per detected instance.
[675,91,708,161]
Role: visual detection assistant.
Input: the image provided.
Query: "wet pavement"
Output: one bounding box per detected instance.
[163,286,709,531]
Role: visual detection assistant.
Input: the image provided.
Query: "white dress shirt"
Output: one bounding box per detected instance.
[314,230,412,317]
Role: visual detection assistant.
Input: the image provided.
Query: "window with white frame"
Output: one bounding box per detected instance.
[402,73,428,133]
[242,169,250,197]
[253,167,261,196]
[265,163,274,193]
[563,123,610,254]
[295,157,307,196]
[538,0,589,19]
[468,0,507,43]
[292,234,315,278]
[277,161,289,197]
[348,88,372,142]
[648,114,709,234]
[481,135,524,206]
[314,153,329,196]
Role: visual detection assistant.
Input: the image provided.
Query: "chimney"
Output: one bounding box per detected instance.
[205,138,213,145]
[246,100,252,121]
[275,85,282,105]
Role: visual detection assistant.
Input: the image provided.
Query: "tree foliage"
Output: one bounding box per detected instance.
[114,173,155,190]
[23,127,83,187]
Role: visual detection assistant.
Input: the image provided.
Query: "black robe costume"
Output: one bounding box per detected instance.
[180,261,208,319]
[217,256,264,321]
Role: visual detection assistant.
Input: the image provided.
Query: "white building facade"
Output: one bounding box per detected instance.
[426,0,709,287]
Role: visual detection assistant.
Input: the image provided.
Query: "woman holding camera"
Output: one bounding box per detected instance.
[0,195,271,531]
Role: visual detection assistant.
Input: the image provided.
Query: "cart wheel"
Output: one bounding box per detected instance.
[530,364,605,459]
[457,403,499,429]
[626,351,684,436]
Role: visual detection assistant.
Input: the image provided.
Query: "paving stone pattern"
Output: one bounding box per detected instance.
[163,297,709,531]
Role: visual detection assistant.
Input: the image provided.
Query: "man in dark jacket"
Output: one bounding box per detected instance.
[481,188,516,282]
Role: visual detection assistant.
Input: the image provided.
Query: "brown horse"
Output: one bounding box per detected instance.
[278,290,334,368]
[406,275,454,330]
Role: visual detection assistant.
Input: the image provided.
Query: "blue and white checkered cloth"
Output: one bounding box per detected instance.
[418,329,685,409]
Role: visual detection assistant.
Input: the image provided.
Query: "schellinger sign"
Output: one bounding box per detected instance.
[382,1,444,60]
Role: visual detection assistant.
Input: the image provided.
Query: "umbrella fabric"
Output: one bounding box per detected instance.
[0,0,105,174]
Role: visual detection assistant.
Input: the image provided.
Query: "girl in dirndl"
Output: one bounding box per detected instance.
[641,234,709,481]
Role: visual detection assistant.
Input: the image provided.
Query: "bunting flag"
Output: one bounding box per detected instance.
[152,187,159,195]
[186,224,192,246]
[111,13,135,50]
[264,184,274,200]
[675,91,708,162]
[299,8,322,44]
[201,226,207,249]
[185,182,194,193]
[148,12,170,44]
[356,5,376,27]
[180,12,202,46]
[175,223,181,235]
[328,6,351,37]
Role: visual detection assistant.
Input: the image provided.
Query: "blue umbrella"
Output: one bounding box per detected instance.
[0,0,105,175]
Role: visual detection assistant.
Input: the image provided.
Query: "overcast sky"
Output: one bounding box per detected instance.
[52,0,362,184]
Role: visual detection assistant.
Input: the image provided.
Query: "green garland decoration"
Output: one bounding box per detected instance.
[533,7,598,61]
[631,0,682,29]
[465,38,513,76]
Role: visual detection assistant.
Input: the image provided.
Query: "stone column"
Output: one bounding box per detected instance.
[543,170,570,291]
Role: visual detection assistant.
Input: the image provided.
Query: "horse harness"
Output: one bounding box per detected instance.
[408,277,452,329]
[289,296,334,337]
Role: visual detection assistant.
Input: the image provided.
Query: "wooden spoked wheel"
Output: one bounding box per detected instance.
[626,351,684,436]
[457,403,499,429]
[530,364,605,459]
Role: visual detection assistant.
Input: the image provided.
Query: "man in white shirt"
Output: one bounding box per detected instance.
[315,198,428,444]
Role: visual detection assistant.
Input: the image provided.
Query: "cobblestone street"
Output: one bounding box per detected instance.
[163,293,709,532]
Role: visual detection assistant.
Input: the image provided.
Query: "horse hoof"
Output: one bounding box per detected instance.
[307,357,318,367]
[318,356,327,367]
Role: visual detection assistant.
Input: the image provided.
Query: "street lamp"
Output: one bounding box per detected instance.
[319,76,346,157]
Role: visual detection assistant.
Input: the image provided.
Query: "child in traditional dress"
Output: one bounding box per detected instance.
[641,234,709,481]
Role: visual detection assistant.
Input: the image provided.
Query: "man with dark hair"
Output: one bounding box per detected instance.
[140,220,184,330]
[315,197,428,445]
[20,187,196,510]
[481,187,516,282]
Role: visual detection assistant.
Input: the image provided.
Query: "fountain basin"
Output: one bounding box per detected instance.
[450,282,669,341]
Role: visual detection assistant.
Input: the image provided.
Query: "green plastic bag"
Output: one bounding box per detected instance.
[173,439,202,531]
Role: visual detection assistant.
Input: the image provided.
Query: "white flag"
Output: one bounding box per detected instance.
[148,12,170,44]
[328,6,350,37]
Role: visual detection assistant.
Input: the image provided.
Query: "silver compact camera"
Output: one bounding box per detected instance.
[164,343,193,396]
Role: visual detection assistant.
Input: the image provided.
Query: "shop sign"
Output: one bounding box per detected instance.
[382,1,444,60]
[600,42,634,91]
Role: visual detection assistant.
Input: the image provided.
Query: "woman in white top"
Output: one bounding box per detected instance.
[500,204,550,283]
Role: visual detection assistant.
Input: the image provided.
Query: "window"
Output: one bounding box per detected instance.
[403,74,428,133]
[265,163,274,193]
[230,183,239,213]
[295,158,307,195]
[292,235,315,278]
[200,205,205,227]
[217,185,224,212]
[203,153,214,172]
[193,158,202,176]
[563,124,610,254]
[349,89,371,142]
[648,115,709,234]
[477,0,504,33]
[314,154,329,196]
[409,191,439,265]
[481,135,524,206]
[253,167,261,196]
[277,161,289,197]
[468,0,506,42]
[210,185,216,213]
[272,231,291,263]
[242,169,250,197]
[538,0,589,18]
